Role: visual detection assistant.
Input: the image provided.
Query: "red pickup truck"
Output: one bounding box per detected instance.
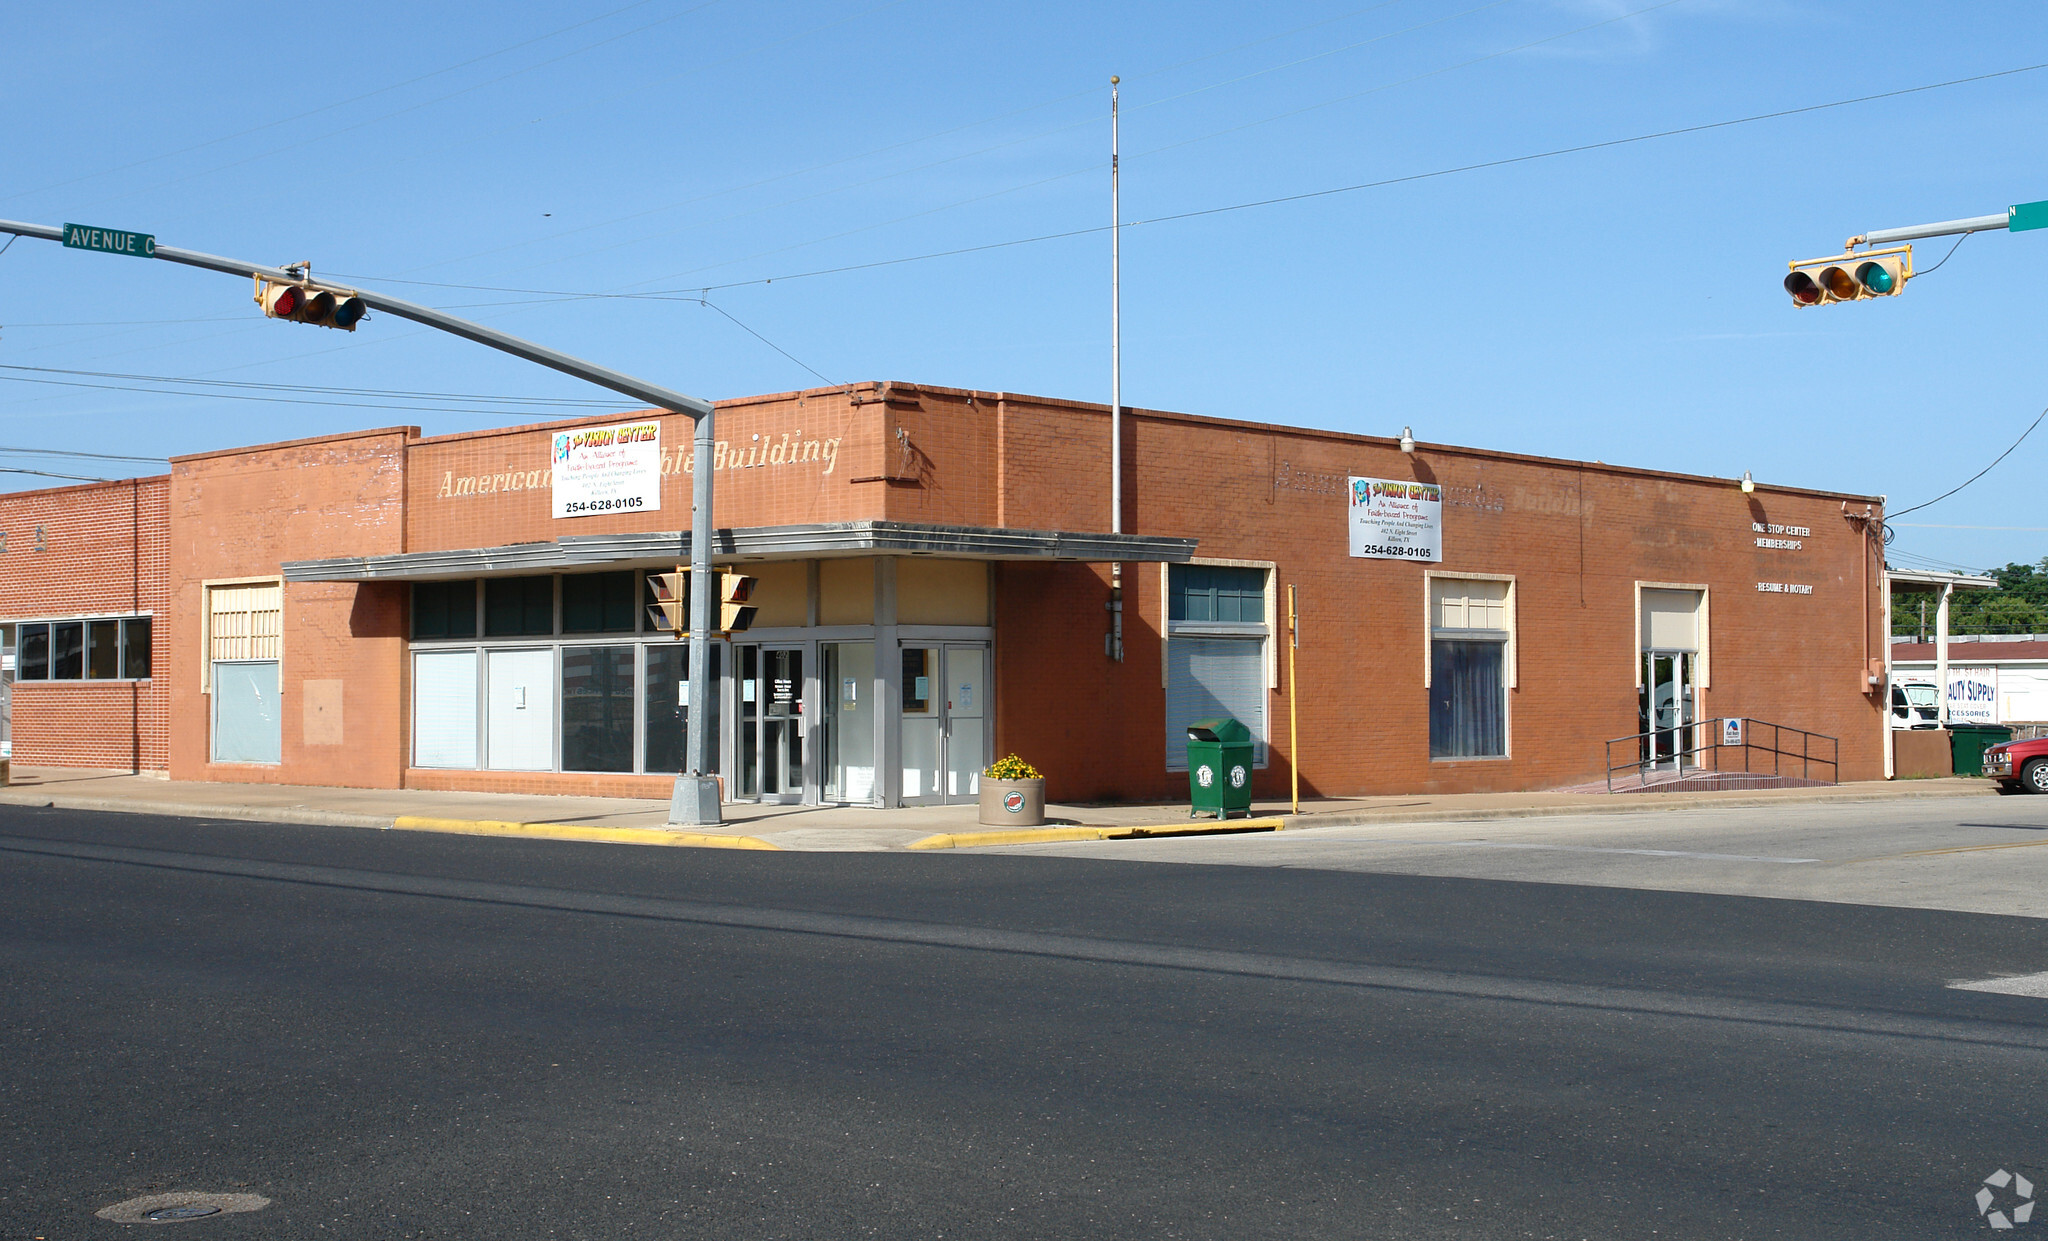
[1985,737,2048,793]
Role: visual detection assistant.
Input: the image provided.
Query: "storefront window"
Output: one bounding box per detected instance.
[413,580,478,639]
[485,576,554,637]
[561,645,635,772]
[643,642,722,775]
[822,643,874,802]
[563,571,636,634]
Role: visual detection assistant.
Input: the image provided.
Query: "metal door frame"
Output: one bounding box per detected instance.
[898,640,990,807]
[1641,648,1696,770]
[734,641,813,804]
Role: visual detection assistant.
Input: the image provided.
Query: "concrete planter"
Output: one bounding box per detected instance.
[979,776,1046,827]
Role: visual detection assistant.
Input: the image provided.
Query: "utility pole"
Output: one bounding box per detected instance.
[1107,76,1125,663]
[0,218,726,825]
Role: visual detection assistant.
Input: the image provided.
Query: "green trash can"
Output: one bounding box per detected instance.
[1187,717,1254,819]
[1950,723,2014,776]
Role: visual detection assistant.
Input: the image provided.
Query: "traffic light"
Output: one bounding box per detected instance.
[254,277,367,330]
[717,570,757,633]
[1783,247,1910,307]
[646,569,686,637]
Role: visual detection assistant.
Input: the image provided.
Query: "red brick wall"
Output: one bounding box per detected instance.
[168,429,411,788]
[0,381,1882,801]
[0,478,170,770]
[980,391,1885,799]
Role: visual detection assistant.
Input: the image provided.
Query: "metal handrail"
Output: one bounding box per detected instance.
[1604,717,1839,792]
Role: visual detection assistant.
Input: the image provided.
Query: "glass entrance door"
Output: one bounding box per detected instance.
[738,645,805,802]
[1639,650,1695,770]
[900,643,989,805]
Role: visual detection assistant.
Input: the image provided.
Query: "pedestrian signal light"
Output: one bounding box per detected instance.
[717,570,757,634]
[646,570,687,637]
[1782,247,1910,307]
[254,276,368,330]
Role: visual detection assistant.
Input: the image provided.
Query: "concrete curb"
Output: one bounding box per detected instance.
[1282,782,1999,832]
[909,817,1286,850]
[390,816,781,850]
[0,792,399,831]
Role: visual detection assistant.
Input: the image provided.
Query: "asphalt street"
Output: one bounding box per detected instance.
[3,802,2046,1239]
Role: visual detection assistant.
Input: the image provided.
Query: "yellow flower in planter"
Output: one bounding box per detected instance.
[985,753,1042,781]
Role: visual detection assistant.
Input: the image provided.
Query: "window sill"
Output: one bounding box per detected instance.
[1429,754,1511,763]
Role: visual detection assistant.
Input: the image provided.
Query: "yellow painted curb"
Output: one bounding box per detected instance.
[390,816,781,850]
[908,817,1286,850]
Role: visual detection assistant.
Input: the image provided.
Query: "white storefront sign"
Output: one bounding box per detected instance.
[1348,477,1442,562]
[1946,666,1998,724]
[552,421,662,519]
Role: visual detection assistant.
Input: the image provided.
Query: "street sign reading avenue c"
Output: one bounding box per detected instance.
[61,222,155,257]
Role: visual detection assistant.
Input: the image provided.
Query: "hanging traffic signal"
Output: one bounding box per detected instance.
[1782,246,1911,307]
[717,569,757,633]
[646,569,687,637]
[254,276,367,330]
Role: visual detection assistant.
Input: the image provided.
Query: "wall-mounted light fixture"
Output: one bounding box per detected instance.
[1399,426,1415,454]
[1741,471,1755,494]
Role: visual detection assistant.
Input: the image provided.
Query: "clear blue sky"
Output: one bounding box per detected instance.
[3,1,2045,575]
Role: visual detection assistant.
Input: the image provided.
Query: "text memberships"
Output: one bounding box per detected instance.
[1756,581,1814,595]
[1755,536,1804,550]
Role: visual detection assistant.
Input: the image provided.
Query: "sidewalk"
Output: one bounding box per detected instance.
[0,767,1998,852]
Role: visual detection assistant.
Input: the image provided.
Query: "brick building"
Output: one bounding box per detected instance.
[0,381,1888,803]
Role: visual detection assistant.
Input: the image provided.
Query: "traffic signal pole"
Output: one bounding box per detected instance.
[1849,211,2016,248]
[0,218,728,825]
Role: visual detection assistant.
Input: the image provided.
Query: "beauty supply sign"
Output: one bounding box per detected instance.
[1348,477,1442,562]
[552,421,662,518]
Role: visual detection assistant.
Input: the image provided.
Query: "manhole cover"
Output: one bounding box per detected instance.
[96,1192,270,1224]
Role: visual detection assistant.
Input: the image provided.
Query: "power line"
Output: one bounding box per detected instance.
[334,59,2048,304]
[1889,404,2048,520]
[0,364,620,407]
[0,446,165,463]
[0,466,112,483]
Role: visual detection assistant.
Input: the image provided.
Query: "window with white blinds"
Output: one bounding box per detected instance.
[413,650,479,769]
[209,582,281,662]
[1165,637,1267,771]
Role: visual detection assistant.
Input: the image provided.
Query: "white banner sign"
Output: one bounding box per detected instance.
[1348,476,1442,562]
[552,421,662,519]
[1946,666,1998,724]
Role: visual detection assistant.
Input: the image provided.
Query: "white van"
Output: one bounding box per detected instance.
[1890,679,1941,729]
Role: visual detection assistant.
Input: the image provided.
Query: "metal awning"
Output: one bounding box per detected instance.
[283,519,1198,582]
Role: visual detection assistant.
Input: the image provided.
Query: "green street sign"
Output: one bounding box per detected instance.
[61,222,155,257]
[2009,200,2048,233]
